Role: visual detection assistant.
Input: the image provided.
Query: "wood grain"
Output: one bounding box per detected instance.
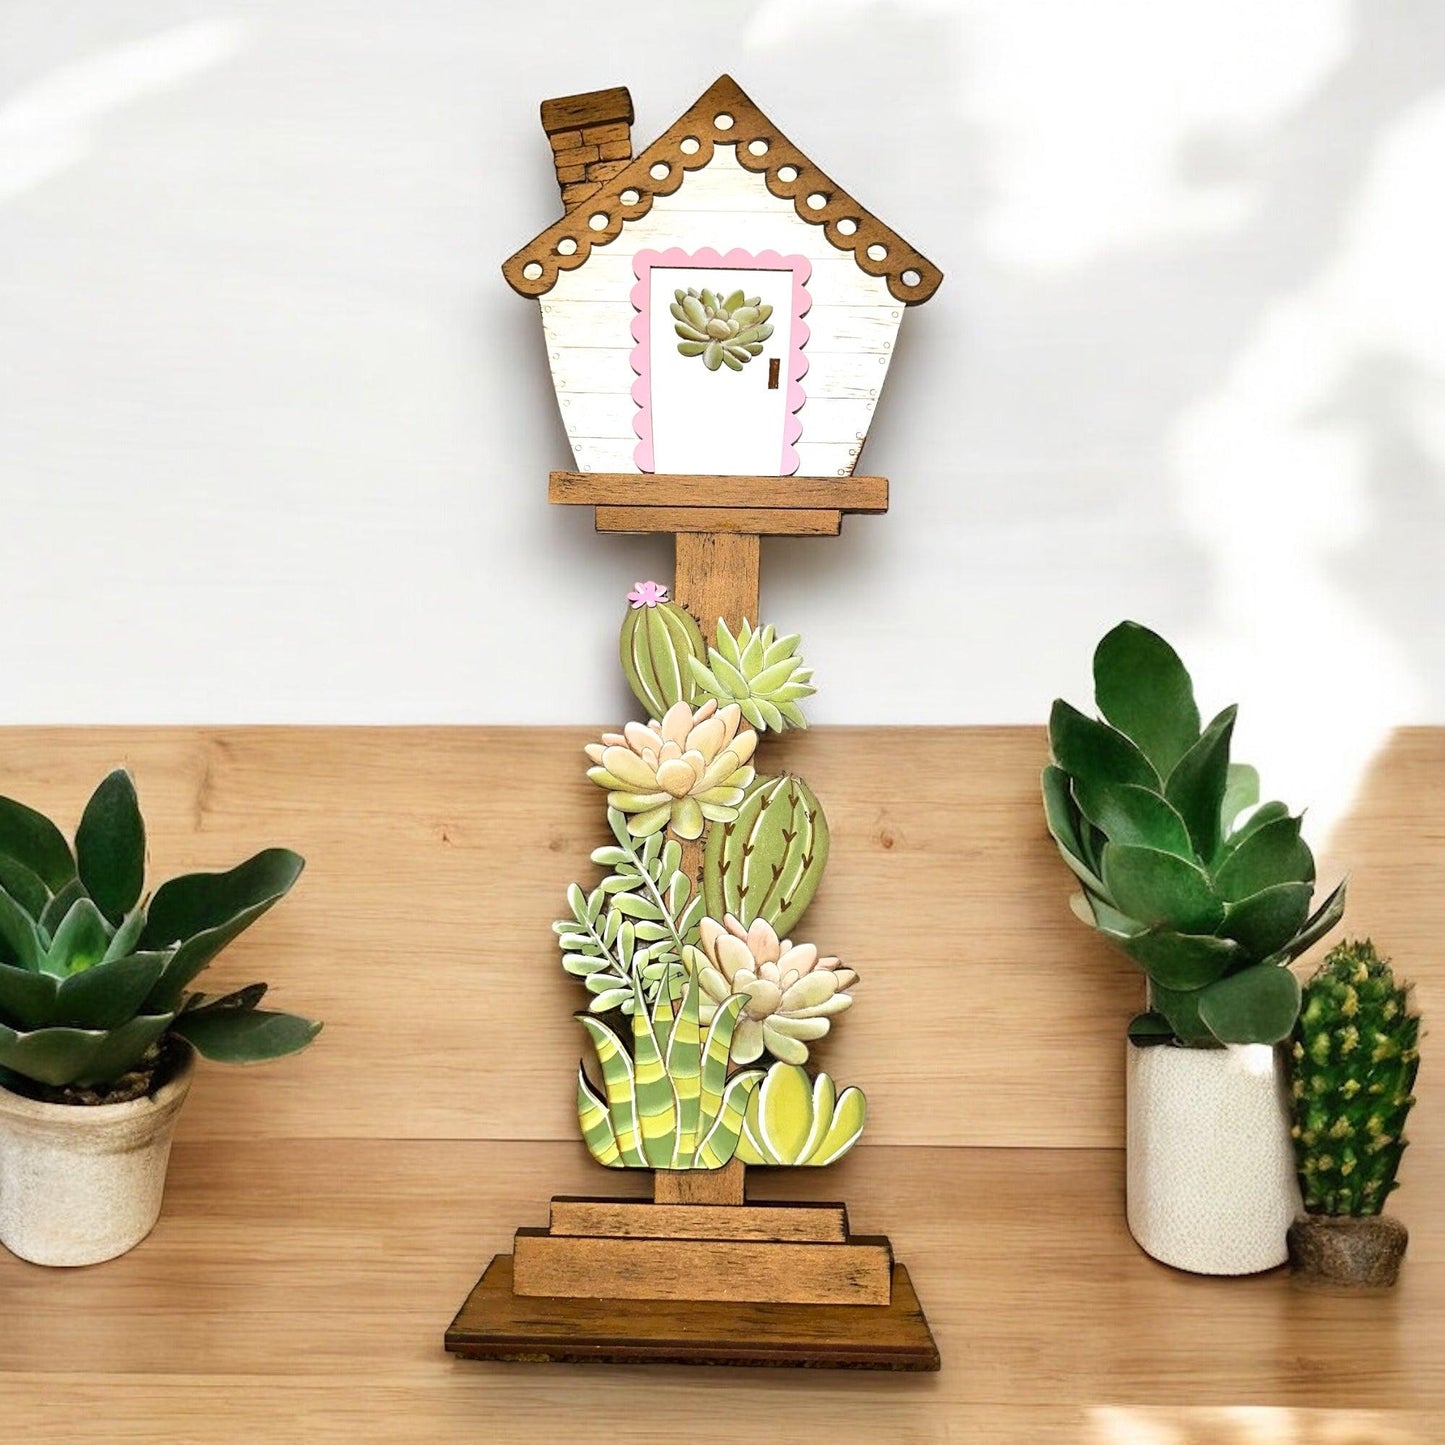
[673,534,759,633]
[595,504,842,536]
[549,471,889,511]
[0,725,1434,1153]
[548,1197,848,1241]
[654,1158,745,1205]
[1,1136,1440,1437]
[451,1254,932,1366]
[510,1228,893,1304]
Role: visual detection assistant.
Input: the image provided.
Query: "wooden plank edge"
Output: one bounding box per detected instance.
[444,1256,941,1371]
[549,1196,849,1243]
[595,505,842,536]
[550,471,888,513]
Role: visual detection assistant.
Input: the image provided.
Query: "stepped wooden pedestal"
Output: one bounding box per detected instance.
[446,470,937,1369]
[445,1161,940,1369]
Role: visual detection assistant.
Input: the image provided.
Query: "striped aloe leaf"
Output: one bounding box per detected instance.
[696,1067,764,1167]
[663,962,702,1165]
[629,969,679,1166]
[577,1014,645,1165]
[576,1065,624,1167]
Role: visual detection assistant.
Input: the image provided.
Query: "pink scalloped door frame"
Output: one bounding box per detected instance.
[630,248,812,475]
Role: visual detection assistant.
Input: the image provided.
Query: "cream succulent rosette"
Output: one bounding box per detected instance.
[693,914,859,1065]
[670,287,775,371]
[585,699,758,840]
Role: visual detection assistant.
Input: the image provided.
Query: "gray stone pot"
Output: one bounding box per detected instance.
[0,1042,195,1266]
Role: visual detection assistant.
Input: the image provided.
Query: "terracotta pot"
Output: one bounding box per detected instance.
[0,1042,195,1266]
[1126,1040,1299,1275]
[1287,1212,1408,1287]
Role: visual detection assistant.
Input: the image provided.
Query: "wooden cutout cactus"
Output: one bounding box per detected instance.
[561,586,866,1170]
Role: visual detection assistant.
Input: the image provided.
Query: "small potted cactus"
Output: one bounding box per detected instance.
[0,769,320,1266]
[1287,939,1420,1287]
[1043,622,1346,1274]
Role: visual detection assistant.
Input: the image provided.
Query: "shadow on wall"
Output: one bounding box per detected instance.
[734,0,1445,844]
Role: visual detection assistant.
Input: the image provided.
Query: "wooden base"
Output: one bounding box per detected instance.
[445,1254,940,1370]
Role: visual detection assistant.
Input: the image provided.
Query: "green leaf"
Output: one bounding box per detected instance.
[140,849,304,1008]
[1220,799,1290,852]
[1127,1011,1175,1044]
[1164,704,1237,863]
[0,794,76,893]
[1121,930,1243,990]
[0,856,50,919]
[1071,888,1144,939]
[1149,982,1216,1046]
[0,964,59,1030]
[1101,843,1223,933]
[1273,876,1347,963]
[38,878,85,938]
[1212,814,1314,901]
[1197,964,1301,1044]
[183,981,267,1014]
[0,1012,173,1088]
[75,769,146,925]
[1220,764,1260,833]
[43,897,111,977]
[1072,779,1192,856]
[1092,621,1201,775]
[52,951,169,1030]
[0,889,44,970]
[1042,766,1107,893]
[1219,882,1313,959]
[172,1005,321,1063]
[1048,701,1159,790]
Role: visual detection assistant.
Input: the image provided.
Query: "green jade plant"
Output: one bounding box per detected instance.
[1044,622,1346,1047]
[0,768,319,1101]
[561,583,865,1172]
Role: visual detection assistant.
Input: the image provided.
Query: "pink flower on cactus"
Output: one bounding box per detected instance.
[627,580,670,609]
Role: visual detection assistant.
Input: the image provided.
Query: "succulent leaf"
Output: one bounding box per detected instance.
[0,1012,174,1089]
[171,1004,321,1063]
[1220,763,1261,833]
[1163,704,1238,863]
[52,952,169,1031]
[0,890,44,971]
[1212,814,1314,901]
[75,769,146,925]
[1101,843,1222,934]
[0,794,76,894]
[1197,962,1302,1044]
[1120,930,1242,991]
[1073,778,1193,857]
[689,619,814,734]
[1218,881,1313,958]
[44,897,111,978]
[734,1062,867,1166]
[1049,700,1159,791]
[1093,621,1201,775]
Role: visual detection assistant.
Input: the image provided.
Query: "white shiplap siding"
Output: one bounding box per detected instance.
[540,146,905,477]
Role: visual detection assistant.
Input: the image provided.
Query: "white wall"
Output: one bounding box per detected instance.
[2,1,1443,827]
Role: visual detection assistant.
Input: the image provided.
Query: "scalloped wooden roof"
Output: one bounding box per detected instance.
[503,75,943,307]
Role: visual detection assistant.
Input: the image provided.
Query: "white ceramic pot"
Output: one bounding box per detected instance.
[1126,1039,1299,1275]
[0,1043,195,1266]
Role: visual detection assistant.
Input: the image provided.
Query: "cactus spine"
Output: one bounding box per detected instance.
[1290,939,1420,1216]
[702,774,830,937]
[619,595,706,720]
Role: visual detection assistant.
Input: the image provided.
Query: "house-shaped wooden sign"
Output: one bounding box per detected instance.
[505,74,942,480]
[447,75,942,1372]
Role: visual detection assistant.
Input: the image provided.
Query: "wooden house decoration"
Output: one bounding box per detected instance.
[447,76,942,1370]
[504,74,942,481]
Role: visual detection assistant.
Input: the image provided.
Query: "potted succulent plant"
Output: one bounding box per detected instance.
[0,768,319,1266]
[1287,939,1420,1287]
[1043,622,1346,1274]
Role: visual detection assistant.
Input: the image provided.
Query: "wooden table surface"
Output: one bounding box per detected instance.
[0,727,1438,1440]
[2,1137,1439,1442]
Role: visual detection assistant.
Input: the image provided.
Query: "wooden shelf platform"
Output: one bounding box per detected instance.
[446,1255,939,1369]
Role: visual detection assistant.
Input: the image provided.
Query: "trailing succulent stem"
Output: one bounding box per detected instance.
[1291,939,1420,1216]
[1043,621,1345,1047]
[0,770,318,1091]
